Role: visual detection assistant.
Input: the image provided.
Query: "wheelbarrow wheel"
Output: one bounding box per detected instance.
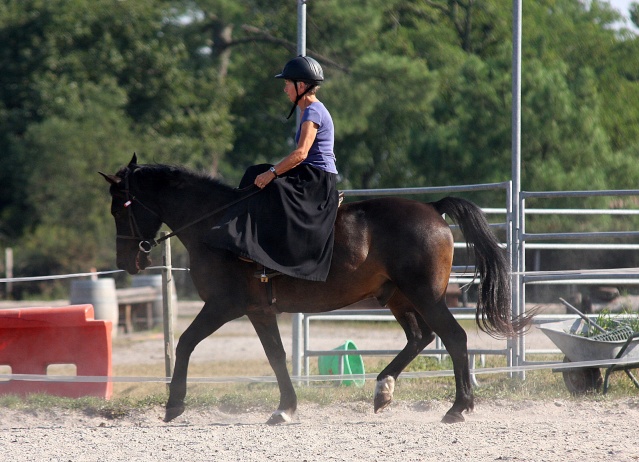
[562,357,603,395]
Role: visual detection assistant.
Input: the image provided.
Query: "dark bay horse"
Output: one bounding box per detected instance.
[102,154,527,424]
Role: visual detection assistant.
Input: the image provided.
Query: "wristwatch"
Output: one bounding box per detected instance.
[269,166,278,177]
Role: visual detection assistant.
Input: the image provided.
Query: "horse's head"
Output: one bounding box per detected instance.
[100,153,163,274]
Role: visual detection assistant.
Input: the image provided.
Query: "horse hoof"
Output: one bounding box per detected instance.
[164,404,185,423]
[441,411,465,424]
[266,410,293,425]
[374,376,395,413]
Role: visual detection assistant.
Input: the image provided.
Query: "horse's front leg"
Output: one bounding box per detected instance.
[164,304,242,423]
[247,311,297,425]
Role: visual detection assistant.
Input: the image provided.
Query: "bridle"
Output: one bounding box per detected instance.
[115,169,162,253]
[115,167,261,254]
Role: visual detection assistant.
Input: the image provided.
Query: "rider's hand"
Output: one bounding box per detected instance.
[255,169,276,189]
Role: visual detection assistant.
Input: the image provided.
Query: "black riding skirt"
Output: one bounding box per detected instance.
[205,163,339,282]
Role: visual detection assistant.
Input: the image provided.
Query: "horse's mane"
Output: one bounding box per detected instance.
[125,162,238,198]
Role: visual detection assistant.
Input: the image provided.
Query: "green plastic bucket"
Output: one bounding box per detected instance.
[318,340,365,387]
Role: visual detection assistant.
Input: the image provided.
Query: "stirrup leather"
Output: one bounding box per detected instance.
[254,266,282,283]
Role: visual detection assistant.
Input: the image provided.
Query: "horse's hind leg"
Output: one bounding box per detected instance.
[430,302,473,423]
[247,312,297,425]
[406,293,473,423]
[164,304,242,423]
[374,292,436,413]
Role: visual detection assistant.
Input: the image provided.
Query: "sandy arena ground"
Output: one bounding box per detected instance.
[1,301,639,461]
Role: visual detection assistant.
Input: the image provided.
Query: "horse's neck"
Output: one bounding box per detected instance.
[157,178,236,242]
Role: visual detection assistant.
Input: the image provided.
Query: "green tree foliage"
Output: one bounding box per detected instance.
[21,81,132,272]
[0,0,236,286]
[1,0,639,292]
[327,53,437,189]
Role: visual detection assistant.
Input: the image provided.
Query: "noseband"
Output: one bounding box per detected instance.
[115,168,261,253]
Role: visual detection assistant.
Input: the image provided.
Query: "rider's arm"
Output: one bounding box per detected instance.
[254,120,318,188]
[275,120,318,174]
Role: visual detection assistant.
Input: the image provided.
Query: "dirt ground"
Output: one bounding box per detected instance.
[2,399,639,461]
[2,301,639,461]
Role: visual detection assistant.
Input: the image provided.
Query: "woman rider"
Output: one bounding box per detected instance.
[206,56,339,282]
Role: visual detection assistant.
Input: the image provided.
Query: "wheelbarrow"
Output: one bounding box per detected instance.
[538,298,639,395]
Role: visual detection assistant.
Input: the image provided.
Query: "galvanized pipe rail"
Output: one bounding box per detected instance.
[302,308,509,387]
[516,189,639,377]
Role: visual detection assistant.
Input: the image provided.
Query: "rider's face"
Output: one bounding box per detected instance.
[284,79,302,103]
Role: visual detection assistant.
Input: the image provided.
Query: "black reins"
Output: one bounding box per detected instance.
[117,169,260,253]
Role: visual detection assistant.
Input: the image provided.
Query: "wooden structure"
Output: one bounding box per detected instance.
[116,286,160,333]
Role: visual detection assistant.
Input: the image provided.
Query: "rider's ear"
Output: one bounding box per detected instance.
[99,172,121,185]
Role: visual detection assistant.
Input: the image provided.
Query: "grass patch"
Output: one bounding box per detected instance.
[2,353,638,418]
[0,393,166,420]
[586,308,639,336]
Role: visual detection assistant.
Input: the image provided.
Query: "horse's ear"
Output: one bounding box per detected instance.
[129,152,138,166]
[99,171,121,185]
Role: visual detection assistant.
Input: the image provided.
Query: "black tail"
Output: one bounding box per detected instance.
[433,196,529,338]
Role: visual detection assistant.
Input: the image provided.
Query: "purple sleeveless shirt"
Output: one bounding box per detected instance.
[295,102,338,174]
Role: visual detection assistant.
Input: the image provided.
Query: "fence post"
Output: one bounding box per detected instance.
[4,248,13,299]
[161,232,175,386]
[507,181,516,378]
[515,196,527,379]
[291,313,303,384]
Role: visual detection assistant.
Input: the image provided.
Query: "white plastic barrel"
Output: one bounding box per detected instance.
[70,278,119,338]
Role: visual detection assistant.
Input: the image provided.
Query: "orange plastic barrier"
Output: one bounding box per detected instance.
[0,305,112,399]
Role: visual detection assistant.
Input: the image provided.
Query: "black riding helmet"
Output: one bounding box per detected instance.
[275,55,324,119]
[275,55,324,83]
